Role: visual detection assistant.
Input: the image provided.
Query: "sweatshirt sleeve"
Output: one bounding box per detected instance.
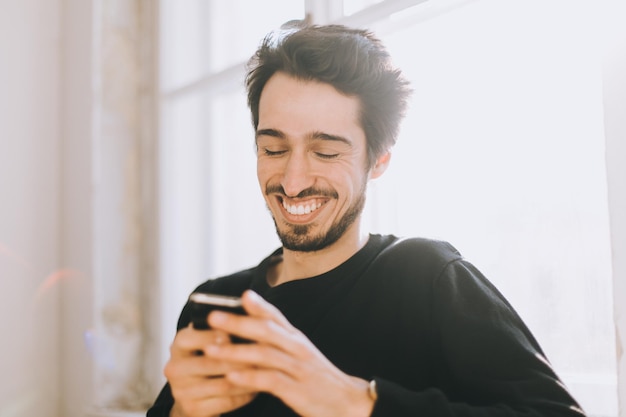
[146,383,174,417]
[371,259,585,417]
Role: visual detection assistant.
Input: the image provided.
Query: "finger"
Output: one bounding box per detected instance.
[172,392,256,417]
[225,367,295,394]
[204,393,257,414]
[241,290,293,328]
[170,325,230,357]
[209,291,304,350]
[171,375,257,399]
[204,341,301,376]
[208,310,305,355]
[166,353,252,381]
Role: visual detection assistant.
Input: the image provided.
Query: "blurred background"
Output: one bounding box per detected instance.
[1,0,625,416]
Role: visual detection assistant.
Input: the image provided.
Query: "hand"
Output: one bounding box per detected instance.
[164,324,258,417]
[205,290,375,417]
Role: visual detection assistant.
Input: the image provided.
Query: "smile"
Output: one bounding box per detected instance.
[281,198,324,215]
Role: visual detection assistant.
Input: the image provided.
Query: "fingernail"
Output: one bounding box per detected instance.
[209,311,227,325]
[246,290,260,302]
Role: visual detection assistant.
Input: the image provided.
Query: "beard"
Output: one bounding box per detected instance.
[267,183,367,253]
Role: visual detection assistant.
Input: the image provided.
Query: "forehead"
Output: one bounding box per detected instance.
[258,72,364,142]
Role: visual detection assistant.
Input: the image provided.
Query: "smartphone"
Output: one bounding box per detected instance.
[188,292,249,342]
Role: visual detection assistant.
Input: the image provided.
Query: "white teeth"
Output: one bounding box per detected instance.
[283,201,323,215]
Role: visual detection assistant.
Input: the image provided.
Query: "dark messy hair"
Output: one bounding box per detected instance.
[245,24,412,168]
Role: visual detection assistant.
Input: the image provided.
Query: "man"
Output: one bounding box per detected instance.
[148,25,585,417]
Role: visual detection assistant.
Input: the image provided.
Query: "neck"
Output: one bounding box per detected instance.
[268,225,370,287]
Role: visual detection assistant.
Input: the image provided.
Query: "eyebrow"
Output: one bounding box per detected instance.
[256,128,285,140]
[255,128,353,147]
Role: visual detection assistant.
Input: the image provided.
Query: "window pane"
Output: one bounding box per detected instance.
[160,90,213,339]
[208,1,305,72]
[343,0,384,16]
[160,0,305,91]
[160,0,210,91]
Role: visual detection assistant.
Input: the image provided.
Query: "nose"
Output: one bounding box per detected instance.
[281,152,314,197]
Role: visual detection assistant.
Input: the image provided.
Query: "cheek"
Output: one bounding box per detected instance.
[337,164,368,190]
[257,161,272,184]
[257,156,282,177]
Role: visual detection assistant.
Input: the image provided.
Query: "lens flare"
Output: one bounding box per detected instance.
[33,268,81,304]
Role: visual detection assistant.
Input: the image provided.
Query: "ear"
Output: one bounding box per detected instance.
[369,152,391,180]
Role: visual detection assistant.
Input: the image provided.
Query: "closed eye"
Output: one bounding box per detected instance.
[263,148,287,157]
[315,152,339,160]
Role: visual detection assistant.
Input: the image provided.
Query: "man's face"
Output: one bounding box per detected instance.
[256,72,371,252]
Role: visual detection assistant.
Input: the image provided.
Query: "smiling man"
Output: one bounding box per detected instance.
[147,25,585,417]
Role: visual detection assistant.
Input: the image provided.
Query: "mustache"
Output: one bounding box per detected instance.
[265,184,338,199]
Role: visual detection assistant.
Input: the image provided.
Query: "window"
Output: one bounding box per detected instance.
[158,1,620,415]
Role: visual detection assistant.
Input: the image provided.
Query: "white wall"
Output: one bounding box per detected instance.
[0,1,61,416]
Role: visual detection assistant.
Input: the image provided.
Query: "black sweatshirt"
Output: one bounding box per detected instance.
[147,234,585,417]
